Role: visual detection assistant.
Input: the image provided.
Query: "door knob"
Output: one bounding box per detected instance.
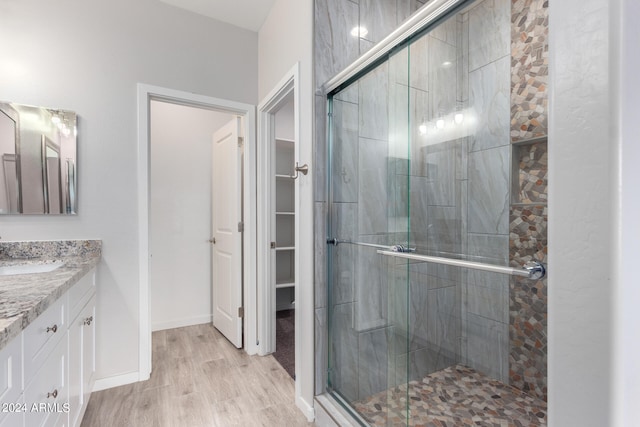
[209,237,216,244]
[290,162,309,179]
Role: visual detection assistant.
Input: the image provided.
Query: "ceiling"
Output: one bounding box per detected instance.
[158,0,276,32]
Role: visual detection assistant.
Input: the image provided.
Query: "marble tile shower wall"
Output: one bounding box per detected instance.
[461,0,513,384]
[314,0,430,397]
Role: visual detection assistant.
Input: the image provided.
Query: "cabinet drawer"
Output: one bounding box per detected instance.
[0,336,23,426]
[24,296,66,387]
[24,336,68,427]
[68,270,96,323]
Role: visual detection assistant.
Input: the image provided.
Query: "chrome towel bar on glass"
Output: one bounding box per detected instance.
[376,250,545,280]
[326,238,415,252]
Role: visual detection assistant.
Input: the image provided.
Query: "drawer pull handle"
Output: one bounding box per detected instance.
[47,389,58,399]
[83,316,93,326]
[46,325,58,333]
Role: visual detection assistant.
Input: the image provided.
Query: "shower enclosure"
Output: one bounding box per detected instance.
[325,0,549,424]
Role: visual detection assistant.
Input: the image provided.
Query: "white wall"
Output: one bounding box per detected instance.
[0,0,257,385]
[613,0,640,424]
[258,0,315,419]
[150,101,232,331]
[549,0,639,425]
[275,95,295,141]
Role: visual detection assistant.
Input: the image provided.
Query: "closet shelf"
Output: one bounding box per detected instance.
[275,282,295,289]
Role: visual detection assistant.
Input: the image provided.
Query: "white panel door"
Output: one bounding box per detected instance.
[212,117,243,348]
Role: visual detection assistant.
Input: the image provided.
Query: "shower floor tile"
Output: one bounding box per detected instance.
[353,364,547,426]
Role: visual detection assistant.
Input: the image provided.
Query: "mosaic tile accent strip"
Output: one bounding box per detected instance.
[354,364,547,426]
[0,240,101,259]
[510,0,549,142]
[514,140,548,205]
[509,205,547,400]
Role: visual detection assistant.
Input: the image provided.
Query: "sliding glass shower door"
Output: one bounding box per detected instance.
[326,0,548,425]
[327,45,413,423]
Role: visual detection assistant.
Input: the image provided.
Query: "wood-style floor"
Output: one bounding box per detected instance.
[81,324,314,427]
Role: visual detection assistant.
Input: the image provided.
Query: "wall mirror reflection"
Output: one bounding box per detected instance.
[0,101,77,214]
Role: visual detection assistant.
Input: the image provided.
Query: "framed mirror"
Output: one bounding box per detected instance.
[0,101,77,214]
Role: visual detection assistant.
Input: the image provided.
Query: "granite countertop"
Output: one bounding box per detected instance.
[0,240,101,352]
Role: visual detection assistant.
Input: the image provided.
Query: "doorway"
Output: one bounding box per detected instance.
[271,93,296,378]
[137,84,258,380]
[149,100,233,334]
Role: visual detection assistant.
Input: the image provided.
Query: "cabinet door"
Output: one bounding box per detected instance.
[24,336,67,427]
[68,312,82,427]
[0,395,24,427]
[0,337,23,427]
[80,297,96,409]
[68,296,95,427]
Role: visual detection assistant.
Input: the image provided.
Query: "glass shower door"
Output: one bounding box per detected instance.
[327,0,548,425]
[327,43,413,424]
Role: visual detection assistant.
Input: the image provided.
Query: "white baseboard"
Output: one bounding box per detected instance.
[152,314,212,332]
[92,371,140,392]
[296,395,315,422]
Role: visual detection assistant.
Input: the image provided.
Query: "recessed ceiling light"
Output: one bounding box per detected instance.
[350,26,368,38]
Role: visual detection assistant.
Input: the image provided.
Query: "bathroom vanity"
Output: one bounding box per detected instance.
[0,240,101,427]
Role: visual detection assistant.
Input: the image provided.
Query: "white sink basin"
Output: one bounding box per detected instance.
[0,261,65,276]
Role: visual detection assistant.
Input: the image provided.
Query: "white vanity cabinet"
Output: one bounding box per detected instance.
[0,267,97,427]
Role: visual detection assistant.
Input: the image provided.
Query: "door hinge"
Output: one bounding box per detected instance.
[238,222,244,232]
[238,307,244,318]
[238,136,244,147]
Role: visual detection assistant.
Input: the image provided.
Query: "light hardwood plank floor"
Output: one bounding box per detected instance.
[81,324,315,427]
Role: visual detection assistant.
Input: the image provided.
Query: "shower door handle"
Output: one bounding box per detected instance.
[389,245,416,253]
[377,249,546,280]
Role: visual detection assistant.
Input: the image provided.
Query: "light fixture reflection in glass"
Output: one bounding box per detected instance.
[442,61,453,68]
[436,119,445,129]
[419,123,427,135]
[350,26,368,38]
[454,113,464,124]
[51,114,61,125]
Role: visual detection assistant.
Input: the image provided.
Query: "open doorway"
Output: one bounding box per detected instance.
[272,94,296,378]
[137,84,258,380]
[149,100,234,334]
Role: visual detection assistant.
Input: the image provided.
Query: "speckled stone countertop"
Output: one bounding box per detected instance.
[0,240,101,352]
